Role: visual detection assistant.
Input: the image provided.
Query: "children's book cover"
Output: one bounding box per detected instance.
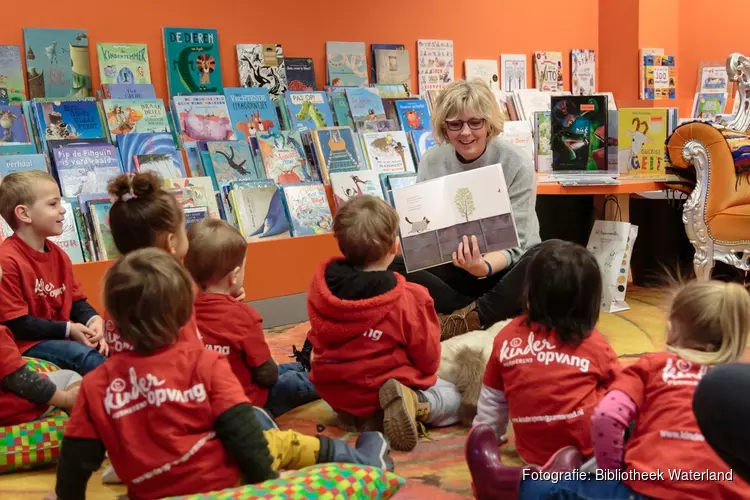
[0,154,48,177]
[173,95,235,143]
[374,49,410,88]
[34,100,105,140]
[96,43,152,85]
[550,96,607,172]
[49,198,84,264]
[533,51,563,92]
[311,127,360,183]
[237,44,287,100]
[0,143,37,156]
[363,131,416,173]
[617,108,669,179]
[103,99,170,135]
[417,39,454,96]
[282,183,333,236]
[500,54,527,92]
[233,184,290,241]
[326,42,368,87]
[345,88,386,125]
[607,110,618,172]
[371,44,404,83]
[23,29,91,99]
[394,99,431,132]
[164,176,221,219]
[284,57,316,91]
[135,154,185,179]
[330,170,384,208]
[53,144,122,197]
[464,59,500,91]
[411,130,436,162]
[116,132,182,174]
[224,87,279,153]
[258,131,312,184]
[88,199,120,260]
[643,54,676,100]
[183,206,209,229]
[328,88,354,128]
[698,63,728,94]
[534,111,552,175]
[691,93,726,121]
[571,49,596,95]
[0,46,27,103]
[0,105,28,143]
[207,140,259,187]
[285,91,334,132]
[163,28,223,97]
[101,84,157,100]
[373,84,410,99]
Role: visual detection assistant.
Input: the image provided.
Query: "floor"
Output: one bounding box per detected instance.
[0,287,674,499]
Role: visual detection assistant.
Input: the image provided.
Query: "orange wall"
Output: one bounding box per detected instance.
[599,0,640,106]
[2,0,598,98]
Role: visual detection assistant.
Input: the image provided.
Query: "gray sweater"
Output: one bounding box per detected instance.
[416,137,541,265]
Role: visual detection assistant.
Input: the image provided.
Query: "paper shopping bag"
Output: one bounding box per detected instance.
[586,220,639,313]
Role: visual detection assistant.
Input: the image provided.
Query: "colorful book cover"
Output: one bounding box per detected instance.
[101,84,156,99]
[183,206,209,229]
[326,42,368,87]
[0,143,37,156]
[163,28,223,97]
[372,84,410,99]
[88,199,119,260]
[207,140,259,187]
[571,49,596,95]
[258,131,312,184]
[284,57,316,91]
[285,91,334,132]
[0,154,48,177]
[103,99,170,135]
[698,63,728,94]
[533,111,552,175]
[345,88,386,124]
[53,144,122,197]
[0,105,28,143]
[374,49,410,88]
[363,131,416,173]
[691,93,727,121]
[607,110,618,173]
[96,43,151,85]
[164,176,221,219]
[410,130,436,162]
[23,28,91,98]
[643,54,676,100]
[173,95,235,143]
[77,192,109,260]
[395,99,431,132]
[116,133,182,174]
[370,44,404,83]
[282,183,333,236]
[0,46,27,103]
[327,88,353,127]
[236,44,287,100]
[310,127,361,183]
[49,198,84,264]
[135,153,185,179]
[617,108,669,179]
[34,100,105,141]
[417,39,454,96]
[224,88,280,152]
[550,95,607,172]
[534,51,563,92]
[330,170,384,208]
[232,184,290,241]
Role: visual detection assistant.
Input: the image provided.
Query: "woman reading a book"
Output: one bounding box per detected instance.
[390,79,542,340]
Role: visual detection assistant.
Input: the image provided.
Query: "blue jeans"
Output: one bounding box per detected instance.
[521,478,651,499]
[263,362,319,418]
[25,340,106,375]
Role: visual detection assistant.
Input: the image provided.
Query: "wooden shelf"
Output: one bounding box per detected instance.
[537,180,667,196]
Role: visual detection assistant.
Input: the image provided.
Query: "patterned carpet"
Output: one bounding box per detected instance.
[0,287,671,499]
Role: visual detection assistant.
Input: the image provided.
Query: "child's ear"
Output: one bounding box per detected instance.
[14,204,31,225]
[165,233,177,256]
[391,239,400,255]
[229,266,242,285]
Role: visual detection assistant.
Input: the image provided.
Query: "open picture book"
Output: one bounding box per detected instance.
[391,163,520,272]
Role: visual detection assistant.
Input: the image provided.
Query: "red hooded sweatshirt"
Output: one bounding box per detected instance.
[307,258,441,417]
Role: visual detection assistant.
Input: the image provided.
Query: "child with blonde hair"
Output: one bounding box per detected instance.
[55,249,392,499]
[467,280,750,500]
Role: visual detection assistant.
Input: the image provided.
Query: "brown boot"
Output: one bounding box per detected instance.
[379,379,430,451]
[439,302,481,340]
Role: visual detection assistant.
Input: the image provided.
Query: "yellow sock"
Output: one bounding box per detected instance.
[263,429,321,470]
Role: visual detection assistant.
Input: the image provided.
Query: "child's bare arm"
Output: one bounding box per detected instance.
[55,437,106,500]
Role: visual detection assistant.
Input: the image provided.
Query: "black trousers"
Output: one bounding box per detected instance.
[389,243,542,327]
[693,363,750,484]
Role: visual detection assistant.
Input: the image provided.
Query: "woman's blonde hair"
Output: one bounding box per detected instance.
[430,79,505,144]
[667,280,750,365]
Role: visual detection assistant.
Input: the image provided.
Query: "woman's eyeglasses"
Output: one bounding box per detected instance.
[444,118,486,131]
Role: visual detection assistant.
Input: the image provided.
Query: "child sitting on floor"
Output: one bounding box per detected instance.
[0,263,81,425]
[0,171,106,374]
[468,280,750,500]
[184,218,319,418]
[55,248,393,500]
[472,239,621,465]
[307,195,461,452]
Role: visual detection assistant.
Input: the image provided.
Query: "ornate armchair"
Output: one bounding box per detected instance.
[666,53,750,280]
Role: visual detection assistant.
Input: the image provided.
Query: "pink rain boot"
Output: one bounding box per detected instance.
[465,424,583,500]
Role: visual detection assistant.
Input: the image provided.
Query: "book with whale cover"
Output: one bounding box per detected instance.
[231,183,291,242]
[391,163,519,272]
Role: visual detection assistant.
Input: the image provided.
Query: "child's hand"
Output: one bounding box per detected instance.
[43,492,57,500]
[232,287,246,302]
[69,323,95,347]
[62,386,80,413]
[95,338,110,357]
[87,316,105,344]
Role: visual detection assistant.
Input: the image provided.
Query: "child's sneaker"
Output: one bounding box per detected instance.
[379,379,430,451]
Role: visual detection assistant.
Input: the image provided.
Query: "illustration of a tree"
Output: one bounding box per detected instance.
[454,187,475,222]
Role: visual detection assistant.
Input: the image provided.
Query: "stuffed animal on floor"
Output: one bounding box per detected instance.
[437,320,511,425]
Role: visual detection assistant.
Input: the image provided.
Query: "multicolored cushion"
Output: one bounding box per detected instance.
[165,463,405,500]
[0,357,68,474]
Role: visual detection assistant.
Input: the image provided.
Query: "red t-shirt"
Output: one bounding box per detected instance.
[0,326,48,425]
[0,235,87,352]
[64,342,249,499]
[193,293,272,406]
[483,316,620,465]
[611,352,750,499]
[104,310,203,355]
[307,259,441,417]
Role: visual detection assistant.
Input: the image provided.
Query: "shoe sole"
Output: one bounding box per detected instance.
[379,380,418,452]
